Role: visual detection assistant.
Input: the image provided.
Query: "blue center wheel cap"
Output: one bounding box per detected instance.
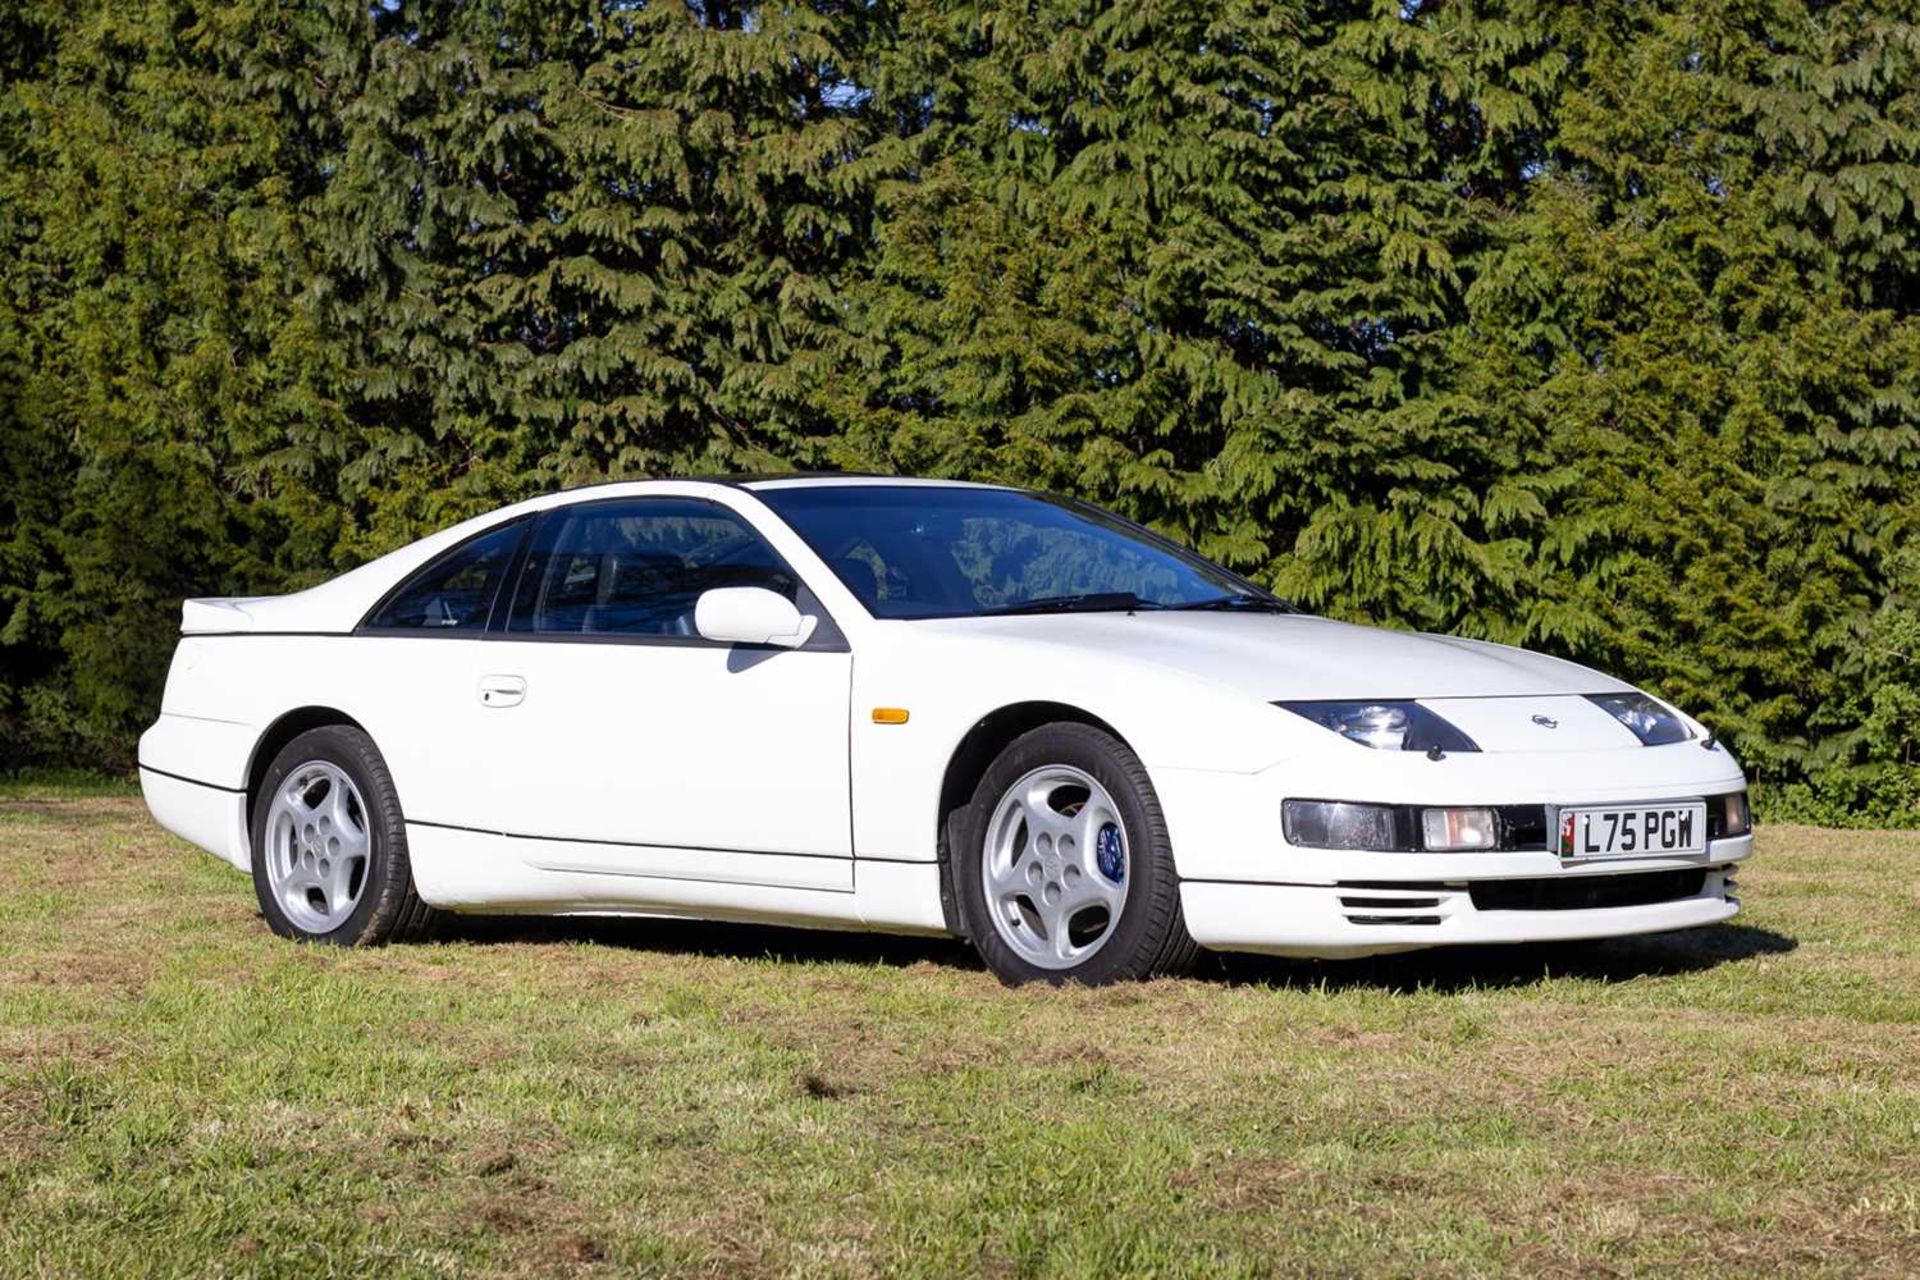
[1095,821,1126,884]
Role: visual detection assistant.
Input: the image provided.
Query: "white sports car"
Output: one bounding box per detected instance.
[140,476,1752,984]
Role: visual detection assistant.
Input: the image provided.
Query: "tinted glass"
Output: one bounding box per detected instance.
[757,485,1265,619]
[507,498,797,637]
[364,519,524,631]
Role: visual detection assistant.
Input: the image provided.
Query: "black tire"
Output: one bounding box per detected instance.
[952,722,1199,986]
[250,725,438,946]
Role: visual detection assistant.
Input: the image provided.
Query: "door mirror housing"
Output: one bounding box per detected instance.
[694,587,818,649]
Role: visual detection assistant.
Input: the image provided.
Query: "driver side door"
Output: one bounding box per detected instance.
[463,495,853,891]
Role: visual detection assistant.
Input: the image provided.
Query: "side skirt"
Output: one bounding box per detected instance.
[408,823,949,936]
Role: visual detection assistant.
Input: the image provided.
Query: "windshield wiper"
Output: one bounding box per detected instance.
[980,592,1153,616]
[1167,593,1298,613]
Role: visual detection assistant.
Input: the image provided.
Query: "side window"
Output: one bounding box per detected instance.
[363,519,525,631]
[507,499,798,638]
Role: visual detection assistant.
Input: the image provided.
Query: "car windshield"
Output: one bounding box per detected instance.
[755,484,1292,620]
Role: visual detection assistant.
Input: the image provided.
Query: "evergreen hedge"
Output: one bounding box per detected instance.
[2,1,1916,823]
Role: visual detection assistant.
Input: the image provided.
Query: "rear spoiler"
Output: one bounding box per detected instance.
[178,585,366,635]
[180,597,265,635]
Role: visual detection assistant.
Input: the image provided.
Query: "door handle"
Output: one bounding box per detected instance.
[478,674,526,708]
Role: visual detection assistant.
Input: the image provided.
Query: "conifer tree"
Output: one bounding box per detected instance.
[0,0,1913,818]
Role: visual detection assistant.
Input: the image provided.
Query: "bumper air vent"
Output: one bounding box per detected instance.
[1469,868,1709,913]
[1336,886,1457,927]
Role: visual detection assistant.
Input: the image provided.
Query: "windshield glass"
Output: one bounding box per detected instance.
[755,485,1287,620]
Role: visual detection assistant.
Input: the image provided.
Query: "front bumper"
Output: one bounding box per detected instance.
[1154,738,1752,957]
[1182,858,1743,959]
[1156,739,1750,879]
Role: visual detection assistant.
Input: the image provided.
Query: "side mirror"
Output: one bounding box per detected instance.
[694,587,818,649]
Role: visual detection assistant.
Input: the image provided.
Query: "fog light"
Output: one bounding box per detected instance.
[1282,800,1402,851]
[1420,806,1498,851]
[1718,790,1752,838]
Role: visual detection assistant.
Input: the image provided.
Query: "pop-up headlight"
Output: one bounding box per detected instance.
[1586,692,1694,746]
[1276,701,1480,753]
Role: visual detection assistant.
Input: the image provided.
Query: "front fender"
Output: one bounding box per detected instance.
[847,628,1307,862]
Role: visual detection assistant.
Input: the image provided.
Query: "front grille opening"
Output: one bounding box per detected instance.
[1470,868,1709,913]
[1347,914,1444,926]
[1340,895,1443,910]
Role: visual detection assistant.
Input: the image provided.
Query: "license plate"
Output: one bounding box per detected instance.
[1558,802,1707,860]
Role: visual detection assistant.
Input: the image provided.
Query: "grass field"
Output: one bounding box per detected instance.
[0,791,1915,1278]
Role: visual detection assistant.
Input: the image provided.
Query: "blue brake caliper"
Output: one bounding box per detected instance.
[1095,822,1126,884]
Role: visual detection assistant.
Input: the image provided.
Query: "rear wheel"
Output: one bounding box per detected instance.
[953,723,1198,985]
[250,725,437,946]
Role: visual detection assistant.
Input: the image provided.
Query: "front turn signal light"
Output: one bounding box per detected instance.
[1420,807,1499,851]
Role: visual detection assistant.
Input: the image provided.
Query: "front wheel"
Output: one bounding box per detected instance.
[952,723,1198,985]
[250,725,438,946]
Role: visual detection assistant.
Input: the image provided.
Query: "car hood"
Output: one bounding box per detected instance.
[913,611,1632,701]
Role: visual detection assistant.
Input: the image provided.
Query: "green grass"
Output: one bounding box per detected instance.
[1,798,1915,1278]
[0,770,139,802]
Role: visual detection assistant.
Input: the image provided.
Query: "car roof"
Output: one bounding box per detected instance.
[733,474,1004,492]
[541,473,1011,497]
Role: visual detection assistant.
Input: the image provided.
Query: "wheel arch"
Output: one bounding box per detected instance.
[245,706,369,822]
[933,700,1136,937]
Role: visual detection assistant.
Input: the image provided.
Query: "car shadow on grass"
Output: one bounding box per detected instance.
[1212,923,1799,993]
[431,913,1795,992]
[437,912,982,972]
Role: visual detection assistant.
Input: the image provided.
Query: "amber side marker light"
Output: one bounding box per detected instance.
[872,707,911,725]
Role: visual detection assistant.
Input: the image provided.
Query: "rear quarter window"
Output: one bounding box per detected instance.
[361,519,526,631]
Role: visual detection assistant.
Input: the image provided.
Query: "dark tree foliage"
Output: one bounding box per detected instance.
[2,0,1915,822]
